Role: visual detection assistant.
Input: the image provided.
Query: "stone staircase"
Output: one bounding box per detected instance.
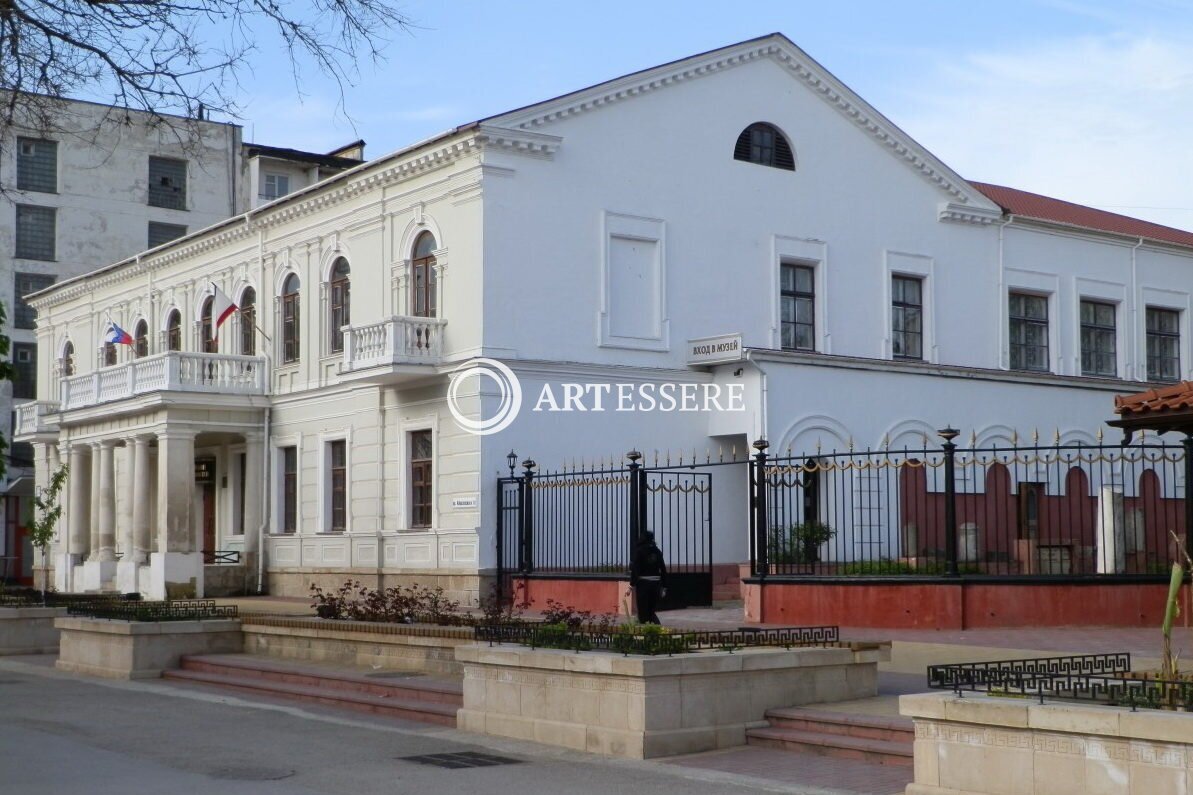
[162,654,461,726]
[746,706,913,766]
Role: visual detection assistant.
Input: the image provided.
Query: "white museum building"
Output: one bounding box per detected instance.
[15,33,1193,602]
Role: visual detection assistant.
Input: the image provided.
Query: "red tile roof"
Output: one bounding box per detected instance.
[1115,381,1193,416]
[970,182,1193,250]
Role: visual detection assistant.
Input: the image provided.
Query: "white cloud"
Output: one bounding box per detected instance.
[896,33,1193,230]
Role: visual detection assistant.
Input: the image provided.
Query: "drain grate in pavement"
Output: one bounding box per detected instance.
[399,752,523,769]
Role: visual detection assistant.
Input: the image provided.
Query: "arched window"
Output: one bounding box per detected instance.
[103,339,117,367]
[240,288,256,356]
[282,274,301,363]
[733,123,795,171]
[412,232,437,318]
[134,320,149,358]
[61,341,75,376]
[200,296,217,353]
[166,309,182,352]
[328,257,350,353]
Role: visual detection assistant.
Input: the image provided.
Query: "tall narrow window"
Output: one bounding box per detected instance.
[328,440,346,532]
[240,288,256,356]
[60,341,74,377]
[410,430,433,529]
[780,263,815,351]
[1080,300,1117,377]
[891,275,923,360]
[148,156,187,210]
[12,344,36,400]
[14,272,55,329]
[411,232,437,318]
[166,309,182,352]
[102,341,117,367]
[237,452,247,536]
[328,258,350,353]
[1147,307,1181,383]
[134,320,149,358]
[200,296,217,353]
[17,138,57,193]
[733,123,796,170]
[15,205,56,261]
[282,446,298,533]
[282,274,301,363]
[1009,293,1049,372]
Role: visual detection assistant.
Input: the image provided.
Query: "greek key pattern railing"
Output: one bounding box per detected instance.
[60,352,267,410]
[341,315,446,372]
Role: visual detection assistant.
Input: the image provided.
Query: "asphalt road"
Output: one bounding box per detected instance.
[0,655,851,795]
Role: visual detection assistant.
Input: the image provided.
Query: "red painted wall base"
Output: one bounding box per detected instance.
[514,577,632,616]
[743,580,1172,629]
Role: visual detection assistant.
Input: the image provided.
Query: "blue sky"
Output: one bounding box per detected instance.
[232,0,1193,228]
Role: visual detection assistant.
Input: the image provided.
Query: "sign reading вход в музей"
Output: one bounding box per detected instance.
[687,334,744,365]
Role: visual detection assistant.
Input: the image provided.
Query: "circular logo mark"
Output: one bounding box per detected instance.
[447,358,522,436]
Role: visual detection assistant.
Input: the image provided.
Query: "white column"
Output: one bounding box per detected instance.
[132,436,152,561]
[96,441,117,561]
[242,432,264,571]
[117,437,150,594]
[87,442,102,561]
[67,444,91,558]
[148,429,202,599]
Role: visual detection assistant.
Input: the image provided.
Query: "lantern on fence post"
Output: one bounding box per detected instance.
[937,427,960,577]
[506,450,518,478]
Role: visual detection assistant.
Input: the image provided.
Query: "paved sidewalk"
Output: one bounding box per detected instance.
[665,747,910,795]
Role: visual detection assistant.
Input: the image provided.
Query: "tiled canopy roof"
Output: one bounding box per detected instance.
[1114,381,1193,417]
[970,182,1193,250]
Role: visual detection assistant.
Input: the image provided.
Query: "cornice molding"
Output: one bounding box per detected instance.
[939,202,1004,226]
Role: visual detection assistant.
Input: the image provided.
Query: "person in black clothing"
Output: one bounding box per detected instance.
[630,531,667,624]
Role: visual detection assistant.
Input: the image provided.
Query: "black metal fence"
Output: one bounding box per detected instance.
[928,653,1193,710]
[497,453,715,607]
[65,599,238,622]
[476,623,839,656]
[751,433,1193,578]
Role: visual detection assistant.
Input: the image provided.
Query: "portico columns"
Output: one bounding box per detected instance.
[148,429,201,599]
[59,443,92,591]
[87,442,102,561]
[241,432,264,590]
[96,441,117,562]
[132,436,152,561]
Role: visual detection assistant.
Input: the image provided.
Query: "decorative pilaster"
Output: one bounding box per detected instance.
[87,442,102,561]
[132,436,152,562]
[149,428,201,600]
[67,444,91,560]
[96,441,117,562]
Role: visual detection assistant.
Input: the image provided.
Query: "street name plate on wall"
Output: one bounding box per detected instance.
[451,496,478,510]
[687,333,744,365]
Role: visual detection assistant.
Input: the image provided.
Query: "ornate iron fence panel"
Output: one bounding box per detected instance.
[475,623,839,655]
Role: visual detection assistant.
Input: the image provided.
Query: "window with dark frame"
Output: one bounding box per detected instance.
[412,232,437,318]
[282,446,298,533]
[240,288,256,356]
[148,222,187,248]
[891,275,923,360]
[329,258,350,353]
[1080,300,1117,377]
[60,341,74,377]
[329,440,346,532]
[282,274,301,363]
[1147,307,1181,383]
[17,138,57,193]
[12,343,36,400]
[410,430,432,529]
[14,272,55,329]
[733,123,795,170]
[148,156,187,210]
[200,297,217,353]
[237,452,247,536]
[15,205,56,261]
[166,310,182,351]
[134,320,149,358]
[102,341,117,367]
[1009,292,1049,372]
[261,173,290,201]
[780,263,815,351]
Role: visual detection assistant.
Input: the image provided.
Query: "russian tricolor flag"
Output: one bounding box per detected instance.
[210,282,238,341]
[105,323,134,345]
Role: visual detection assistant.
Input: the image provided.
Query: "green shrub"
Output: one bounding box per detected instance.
[769,521,836,564]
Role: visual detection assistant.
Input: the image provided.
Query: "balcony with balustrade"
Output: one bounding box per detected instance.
[57,352,268,414]
[14,400,62,440]
[339,315,447,382]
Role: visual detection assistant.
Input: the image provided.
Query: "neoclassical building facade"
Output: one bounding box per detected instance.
[17,34,1193,600]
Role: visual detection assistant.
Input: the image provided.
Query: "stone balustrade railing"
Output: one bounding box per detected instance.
[14,400,62,437]
[60,352,268,411]
[341,316,447,373]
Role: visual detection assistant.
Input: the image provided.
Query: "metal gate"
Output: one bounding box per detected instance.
[496,456,713,609]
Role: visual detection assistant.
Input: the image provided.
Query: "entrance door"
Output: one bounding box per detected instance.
[645,470,712,609]
[202,483,216,556]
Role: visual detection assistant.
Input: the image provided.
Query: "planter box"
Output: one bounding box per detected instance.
[0,607,68,655]
[241,616,475,676]
[457,642,887,758]
[55,617,243,679]
[902,691,1193,795]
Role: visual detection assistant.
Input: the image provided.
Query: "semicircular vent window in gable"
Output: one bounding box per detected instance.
[734,122,795,171]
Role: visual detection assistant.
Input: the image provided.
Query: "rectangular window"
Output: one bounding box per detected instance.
[14,272,55,329]
[15,205,56,261]
[147,222,187,248]
[1009,292,1049,372]
[12,343,36,400]
[328,440,346,532]
[891,275,923,360]
[17,138,57,193]
[410,430,433,529]
[282,446,298,533]
[780,263,815,351]
[261,173,290,201]
[237,452,247,536]
[1080,300,1117,377]
[148,156,187,210]
[1147,307,1181,383]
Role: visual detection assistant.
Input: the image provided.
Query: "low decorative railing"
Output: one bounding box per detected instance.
[202,549,242,565]
[66,598,238,622]
[928,653,1193,710]
[475,624,840,656]
[60,352,267,410]
[13,400,61,437]
[341,315,446,373]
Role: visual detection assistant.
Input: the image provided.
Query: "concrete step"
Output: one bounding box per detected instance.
[162,654,461,726]
[746,708,913,766]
